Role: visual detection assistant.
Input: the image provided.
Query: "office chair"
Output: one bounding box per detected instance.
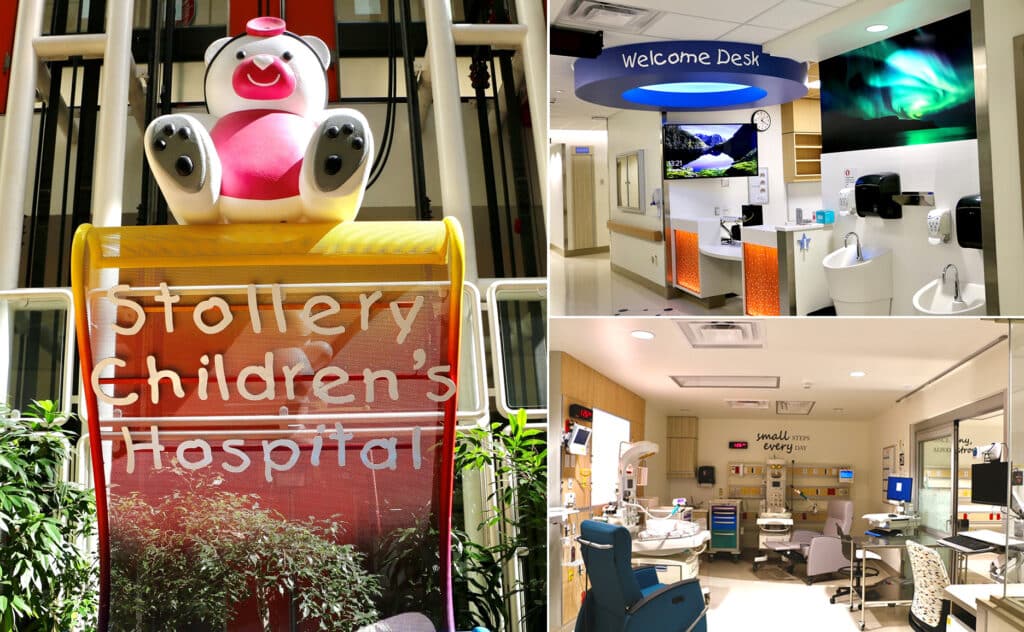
[777,499,854,584]
[906,540,950,632]
[575,520,708,632]
[829,525,880,606]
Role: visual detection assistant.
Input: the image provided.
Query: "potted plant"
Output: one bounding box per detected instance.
[0,401,97,631]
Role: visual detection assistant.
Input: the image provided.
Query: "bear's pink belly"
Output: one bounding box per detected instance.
[211,111,316,200]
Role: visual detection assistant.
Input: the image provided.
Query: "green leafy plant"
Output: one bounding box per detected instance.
[0,400,97,631]
[370,513,505,630]
[455,409,547,631]
[109,470,380,632]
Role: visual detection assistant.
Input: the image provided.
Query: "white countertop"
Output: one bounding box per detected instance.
[945,583,1024,615]
[746,223,825,233]
[963,529,1024,548]
[699,242,743,261]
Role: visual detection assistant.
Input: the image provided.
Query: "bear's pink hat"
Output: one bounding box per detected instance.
[246,16,287,37]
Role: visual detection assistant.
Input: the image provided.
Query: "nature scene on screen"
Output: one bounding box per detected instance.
[663,123,759,179]
[821,11,976,153]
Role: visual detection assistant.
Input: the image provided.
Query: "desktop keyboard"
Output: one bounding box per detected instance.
[938,534,994,552]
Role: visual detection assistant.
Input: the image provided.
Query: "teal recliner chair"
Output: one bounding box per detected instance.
[575,520,708,632]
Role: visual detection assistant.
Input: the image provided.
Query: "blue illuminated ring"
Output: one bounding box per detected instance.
[575,41,808,111]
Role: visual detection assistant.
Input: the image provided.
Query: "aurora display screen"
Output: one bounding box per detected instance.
[821,11,976,153]
[663,123,759,179]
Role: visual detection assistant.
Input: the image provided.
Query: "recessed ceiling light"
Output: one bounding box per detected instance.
[631,330,655,340]
[850,371,866,378]
[866,24,889,33]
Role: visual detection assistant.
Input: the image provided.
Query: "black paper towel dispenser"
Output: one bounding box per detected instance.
[855,172,902,219]
[956,194,983,249]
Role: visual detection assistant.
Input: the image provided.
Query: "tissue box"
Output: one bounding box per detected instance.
[815,209,835,224]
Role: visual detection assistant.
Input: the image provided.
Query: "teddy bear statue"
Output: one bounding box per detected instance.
[144,16,373,225]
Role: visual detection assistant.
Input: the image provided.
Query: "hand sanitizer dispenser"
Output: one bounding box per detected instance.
[927,208,952,244]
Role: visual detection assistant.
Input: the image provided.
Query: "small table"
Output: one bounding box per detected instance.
[945,583,1024,630]
[938,530,1024,584]
[853,531,941,630]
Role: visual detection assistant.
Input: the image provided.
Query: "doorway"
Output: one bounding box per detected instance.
[568,146,596,252]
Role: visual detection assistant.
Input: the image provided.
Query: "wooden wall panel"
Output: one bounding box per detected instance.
[556,352,647,628]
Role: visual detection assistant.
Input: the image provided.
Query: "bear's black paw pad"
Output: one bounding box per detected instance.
[148,115,206,193]
[312,114,368,192]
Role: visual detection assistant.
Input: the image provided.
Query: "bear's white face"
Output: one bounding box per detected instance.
[204,26,331,119]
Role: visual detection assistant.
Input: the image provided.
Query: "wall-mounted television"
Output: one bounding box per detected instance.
[663,123,759,179]
[821,11,976,153]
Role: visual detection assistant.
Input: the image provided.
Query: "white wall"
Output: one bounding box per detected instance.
[549,129,611,251]
[978,0,1024,314]
[549,144,566,249]
[664,105,790,227]
[786,181,824,219]
[868,339,1008,515]
[607,109,666,285]
[821,140,984,314]
[661,416,874,542]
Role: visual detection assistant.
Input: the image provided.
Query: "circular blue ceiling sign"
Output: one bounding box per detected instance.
[575,41,809,111]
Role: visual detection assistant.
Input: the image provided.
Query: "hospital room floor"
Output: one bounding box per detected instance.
[699,557,912,631]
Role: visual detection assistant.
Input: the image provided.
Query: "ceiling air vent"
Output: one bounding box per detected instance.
[671,375,780,389]
[776,400,815,415]
[556,0,661,33]
[678,320,764,349]
[726,399,770,410]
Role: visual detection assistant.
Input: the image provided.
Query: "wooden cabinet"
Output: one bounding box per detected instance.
[781,98,822,183]
[667,416,698,477]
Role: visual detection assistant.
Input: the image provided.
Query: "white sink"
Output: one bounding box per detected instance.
[823,245,893,315]
[913,278,986,316]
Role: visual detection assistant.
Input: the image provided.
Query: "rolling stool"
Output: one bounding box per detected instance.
[831,526,881,608]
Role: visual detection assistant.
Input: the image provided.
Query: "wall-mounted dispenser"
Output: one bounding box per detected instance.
[855,172,902,219]
[956,194,983,249]
[838,187,855,215]
[927,208,952,245]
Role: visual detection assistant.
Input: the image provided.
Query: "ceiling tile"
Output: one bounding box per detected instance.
[639,0,784,24]
[601,31,671,48]
[642,12,739,40]
[719,24,787,45]
[810,0,856,6]
[755,0,837,31]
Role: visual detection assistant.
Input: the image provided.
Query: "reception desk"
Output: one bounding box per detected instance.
[670,217,742,303]
[741,224,832,316]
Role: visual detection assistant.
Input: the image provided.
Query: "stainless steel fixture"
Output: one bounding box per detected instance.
[844,231,863,261]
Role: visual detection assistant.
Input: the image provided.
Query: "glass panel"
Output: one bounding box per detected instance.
[0,290,74,419]
[456,284,486,422]
[919,434,954,535]
[487,281,546,418]
[957,411,1005,528]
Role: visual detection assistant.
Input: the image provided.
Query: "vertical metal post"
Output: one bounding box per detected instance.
[0,0,45,290]
[90,0,132,228]
[513,0,547,223]
[423,0,478,281]
[398,0,431,220]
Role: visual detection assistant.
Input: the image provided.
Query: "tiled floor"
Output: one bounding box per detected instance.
[699,557,912,631]
[549,248,744,317]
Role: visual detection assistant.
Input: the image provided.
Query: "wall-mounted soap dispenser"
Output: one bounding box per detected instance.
[927,208,952,244]
[855,173,902,219]
[955,194,983,249]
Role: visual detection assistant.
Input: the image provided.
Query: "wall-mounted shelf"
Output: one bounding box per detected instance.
[781,98,822,183]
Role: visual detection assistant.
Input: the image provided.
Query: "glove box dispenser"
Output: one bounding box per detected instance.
[955,194,983,249]
[855,173,902,219]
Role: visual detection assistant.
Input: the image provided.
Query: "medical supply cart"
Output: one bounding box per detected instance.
[709,499,742,560]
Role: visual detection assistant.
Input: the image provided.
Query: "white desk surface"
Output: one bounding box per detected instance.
[964,529,1024,548]
[863,512,914,522]
[945,583,1024,615]
[698,242,743,262]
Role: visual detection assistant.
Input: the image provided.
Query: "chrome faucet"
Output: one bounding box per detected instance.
[843,231,863,261]
[942,264,965,304]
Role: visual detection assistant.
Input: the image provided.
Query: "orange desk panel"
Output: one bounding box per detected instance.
[674,230,700,294]
[743,242,780,316]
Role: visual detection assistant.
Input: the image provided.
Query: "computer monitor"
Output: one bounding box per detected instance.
[839,468,854,483]
[887,476,913,503]
[971,461,1009,506]
[567,423,592,456]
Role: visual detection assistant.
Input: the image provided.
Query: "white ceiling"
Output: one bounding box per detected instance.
[551,318,1007,421]
[549,0,970,131]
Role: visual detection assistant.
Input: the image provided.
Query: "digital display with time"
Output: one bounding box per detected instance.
[728,441,749,449]
[569,404,593,420]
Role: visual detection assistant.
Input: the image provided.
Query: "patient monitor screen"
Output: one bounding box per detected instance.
[886,476,913,502]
